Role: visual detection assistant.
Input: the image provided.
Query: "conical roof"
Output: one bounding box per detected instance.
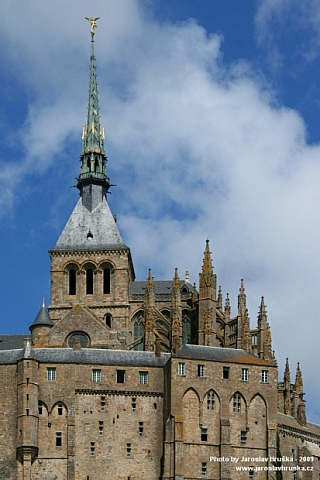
[29,300,53,331]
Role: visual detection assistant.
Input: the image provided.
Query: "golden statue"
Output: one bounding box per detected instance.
[85,17,100,36]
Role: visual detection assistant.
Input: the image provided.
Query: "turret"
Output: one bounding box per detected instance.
[29,299,53,345]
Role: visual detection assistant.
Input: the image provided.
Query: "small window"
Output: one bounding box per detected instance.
[233,393,241,413]
[201,462,207,476]
[251,334,257,345]
[139,371,148,385]
[90,442,95,456]
[100,396,105,412]
[241,368,249,382]
[38,403,43,415]
[139,422,144,436]
[261,370,269,383]
[86,268,94,295]
[241,430,247,444]
[126,443,131,458]
[249,467,254,479]
[58,403,63,415]
[99,421,104,436]
[132,398,136,412]
[201,428,208,442]
[105,313,112,328]
[117,370,126,384]
[56,432,62,447]
[223,366,230,379]
[207,391,215,410]
[103,268,111,294]
[198,365,205,377]
[178,362,185,376]
[69,268,76,295]
[92,369,101,383]
[47,367,56,381]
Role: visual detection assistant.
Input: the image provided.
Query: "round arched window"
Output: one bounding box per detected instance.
[68,332,90,348]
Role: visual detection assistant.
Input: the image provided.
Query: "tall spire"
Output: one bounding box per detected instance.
[77,17,110,199]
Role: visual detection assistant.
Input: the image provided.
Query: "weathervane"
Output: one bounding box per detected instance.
[85,17,100,36]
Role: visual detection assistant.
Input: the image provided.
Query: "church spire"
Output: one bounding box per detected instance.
[77,17,110,199]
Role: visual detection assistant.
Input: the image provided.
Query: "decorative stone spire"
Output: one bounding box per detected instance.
[238,278,246,313]
[224,293,230,316]
[284,358,291,414]
[294,362,303,396]
[199,239,214,289]
[217,286,223,310]
[77,17,110,204]
[144,269,155,351]
[171,268,182,353]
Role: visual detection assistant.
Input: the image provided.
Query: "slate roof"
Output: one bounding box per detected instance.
[0,335,29,350]
[53,197,128,251]
[173,344,271,365]
[277,412,320,438]
[130,280,193,295]
[0,345,170,366]
[30,303,54,330]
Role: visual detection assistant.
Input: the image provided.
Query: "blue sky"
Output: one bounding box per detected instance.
[1,1,320,422]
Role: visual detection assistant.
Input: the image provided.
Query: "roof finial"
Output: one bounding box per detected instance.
[85,17,100,36]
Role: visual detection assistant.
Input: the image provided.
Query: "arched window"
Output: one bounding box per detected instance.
[206,390,215,410]
[94,157,99,172]
[86,268,93,294]
[182,311,191,345]
[87,158,91,171]
[105,314,112,328]
[133,311,144,351]
[103,268,110,294]
[69,269,76,295]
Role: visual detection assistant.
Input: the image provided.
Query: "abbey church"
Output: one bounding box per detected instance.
[0,21,320,480]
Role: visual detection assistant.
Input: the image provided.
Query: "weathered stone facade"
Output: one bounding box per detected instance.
[1,22,320,480]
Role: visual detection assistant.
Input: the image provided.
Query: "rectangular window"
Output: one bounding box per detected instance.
[38,403,43,415]
[261,370,269,383]
[223,366,230,379]
[241,368,249,382]
[99,421,104,436]
[251,334,257,345]
[56,432,62,447]
[47,367,56,381]
[249,468,254,479]
[198,365,205,377]
[201,462,207,476]
[132,398,136,412]
[201,428,208,441]
[92,369,101,383]
[139,422,144,436]
[58,404,63,415]
[117,370,126,384]
[139,371,148,385]
[178,362,185,376]
[100,396,105,412]
[207,391,215,410]
[90,442,95,456]
[241,430,247,444]
[126,443,131,457]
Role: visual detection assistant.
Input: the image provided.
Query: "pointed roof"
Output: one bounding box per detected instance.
[77,18,110,193]
[199,239,214,288]
[52,196,128,251]
[29,300,53,331]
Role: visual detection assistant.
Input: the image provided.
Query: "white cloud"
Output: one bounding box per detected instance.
[0,1,320,422]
